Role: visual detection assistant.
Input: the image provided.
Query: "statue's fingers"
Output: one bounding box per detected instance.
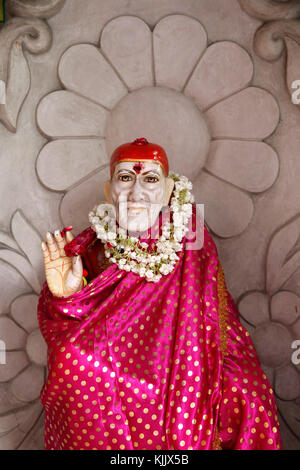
[72,255,83,279]
[54,229,66,257]
[41,242,50,265]
[65,231,74,243]
[46,232,60,261]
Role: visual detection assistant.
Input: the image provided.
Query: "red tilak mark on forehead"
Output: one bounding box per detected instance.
[132,162,145,174]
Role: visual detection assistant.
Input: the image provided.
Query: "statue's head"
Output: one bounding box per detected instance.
[104,138,174,233]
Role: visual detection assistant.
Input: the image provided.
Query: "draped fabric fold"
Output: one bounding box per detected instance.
[38,205,282,450]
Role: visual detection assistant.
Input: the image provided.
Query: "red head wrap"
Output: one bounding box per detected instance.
[110,138,169,178]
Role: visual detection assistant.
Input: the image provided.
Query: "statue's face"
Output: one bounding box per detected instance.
[110,161,167,233]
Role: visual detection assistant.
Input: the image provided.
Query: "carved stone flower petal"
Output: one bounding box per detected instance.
[0,401,42,450]
[17,410,44,450]
[238,292,270,327]
[0,426,26,450]
[101,16,154,91]
[0,250,41,294]
[0,352,28,382]
[266,215,300,296]
[251,322,293,369]
[193,171,254,237]
[271,291,300,326]
[275,364,300,401]
[60,167,110,234]
[58,44,127,108]
[26,329,47,366]
[153,14,207,91]
[37,90,108,138]
[10,294,39,332]
[0,317,26,350]
[205,140,279,192]
[184,41,253,110]
[205,87,279,139]
[11,210,43,287]
[0,412,19,434]
[291,317,300,340]
[37,139,108,191]
[11,365,45,402]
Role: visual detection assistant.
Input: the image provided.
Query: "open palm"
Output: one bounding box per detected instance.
[41,229,83,298]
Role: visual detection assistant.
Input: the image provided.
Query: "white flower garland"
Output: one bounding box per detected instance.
[88,172,194,282]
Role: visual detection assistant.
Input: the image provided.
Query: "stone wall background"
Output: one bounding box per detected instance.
[0,0,300,450]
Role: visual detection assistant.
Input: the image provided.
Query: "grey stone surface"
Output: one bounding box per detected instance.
[58,44,127,108]
[184,41,253,110]
[101,16,153,91]
[153,14,207,91]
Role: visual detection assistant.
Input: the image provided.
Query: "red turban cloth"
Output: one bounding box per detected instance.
[110,138,169,178]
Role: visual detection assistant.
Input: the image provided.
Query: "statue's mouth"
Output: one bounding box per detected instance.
[127,205,147,214]
[127,202,148,209]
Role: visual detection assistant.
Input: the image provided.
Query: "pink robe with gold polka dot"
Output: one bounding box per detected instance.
[38,205,282,450]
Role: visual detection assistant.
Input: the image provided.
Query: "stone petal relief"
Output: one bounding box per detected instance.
[238,215,300,447]
[101,15,154,91]
[271,291,300,326]
[0,210,42,294]
[36,90,109,138]
[192,171,254,238]
[0,317,26,349]
[275,400,300,450]
[184,41,253,111]
[266,215,300,296]
[238,0,300,106]
[11,211,44,287]
[0,0,65,132]
[275,365,300,401]
[11,365,45,402]
[205,87,280,140]
[60,168,110,234]
[18,413,44,450]
[205,141,279,193]
[10,294,39,332]
[153,14,207,91]
[58,44,128,109]
[0,250,41,294]
[37,139,108,191]
[0,402,43,450]
[0,210,46,449]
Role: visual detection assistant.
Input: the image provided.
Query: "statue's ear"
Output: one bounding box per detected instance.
[164,177,175,206]
[104,180,112,203]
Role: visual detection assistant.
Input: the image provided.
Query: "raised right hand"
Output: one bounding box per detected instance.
[41,229,83,298]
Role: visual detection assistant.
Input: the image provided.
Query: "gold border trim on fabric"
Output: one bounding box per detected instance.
[217,262,229,358]
[212,428,222,450]
[212,262,230,450]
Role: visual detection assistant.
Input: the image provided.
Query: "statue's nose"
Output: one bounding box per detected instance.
[128,178,144,201]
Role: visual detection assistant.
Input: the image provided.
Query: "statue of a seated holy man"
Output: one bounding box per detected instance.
[38,138,282,450]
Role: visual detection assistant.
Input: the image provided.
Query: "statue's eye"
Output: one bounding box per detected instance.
[119,174,132,182]
[145,176,159,183]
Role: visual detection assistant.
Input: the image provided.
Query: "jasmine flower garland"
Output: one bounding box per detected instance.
[88,172,194,282]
